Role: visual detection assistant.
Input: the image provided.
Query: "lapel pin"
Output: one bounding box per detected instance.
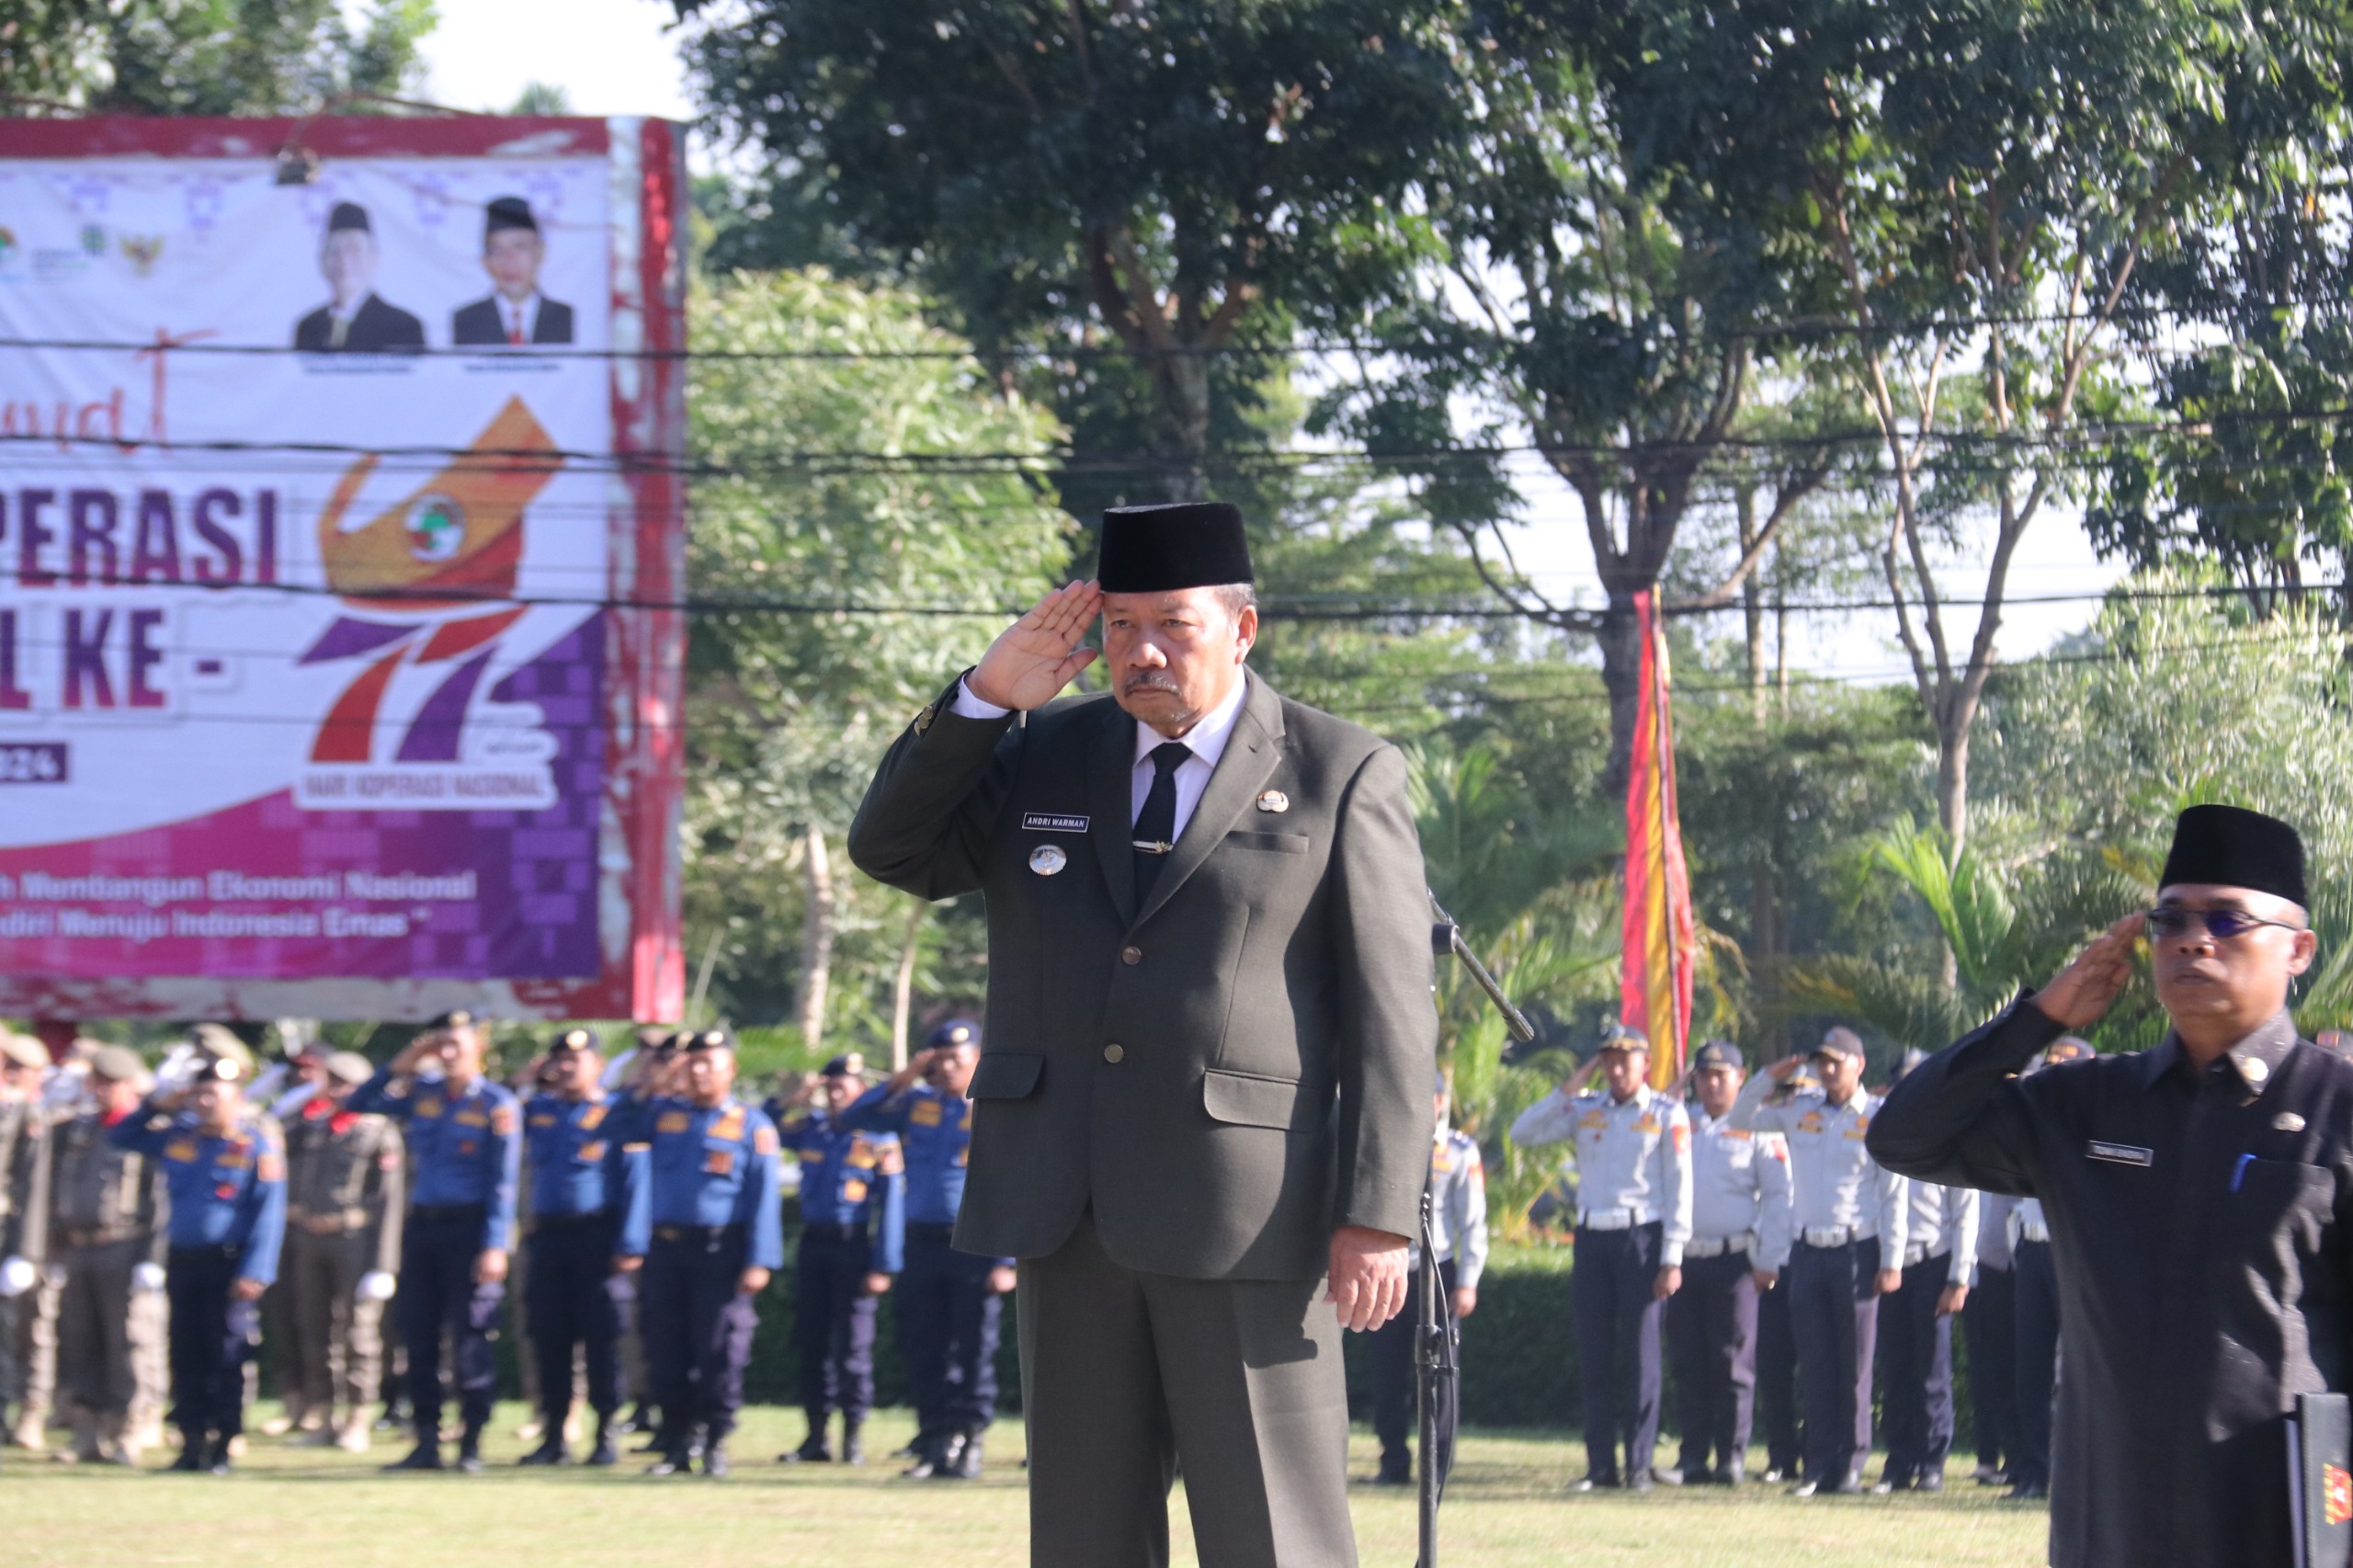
[1029,845,1068,877]
[1256,790,1290,813]
[2275,1111,2307,1132]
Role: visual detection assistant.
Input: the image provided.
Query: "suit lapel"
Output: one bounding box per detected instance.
[1087,699,1138,926]
[1131,672,1286,929]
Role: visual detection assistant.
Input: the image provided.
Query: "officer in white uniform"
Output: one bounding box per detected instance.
[1731,1027,1906,1495]
[1511,1026,1691,1491]
[1666,1040,1791,1484]
[1874,1057,1979,1494]
[1367,1071,1489,1487]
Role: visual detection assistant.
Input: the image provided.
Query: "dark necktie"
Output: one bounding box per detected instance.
[1131,741,1192,901]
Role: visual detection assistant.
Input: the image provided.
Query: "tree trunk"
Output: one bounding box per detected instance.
[1154,347,1212,502]
[888,898,927,1072]
[1935,706,1973,853]
[794,826,835,1053]
[1597,591,1645,798]
[1737,487,1765,721]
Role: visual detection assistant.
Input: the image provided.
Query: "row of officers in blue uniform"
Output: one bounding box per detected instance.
[1502,1025,2082,1498]
[0,1012,1001,1480]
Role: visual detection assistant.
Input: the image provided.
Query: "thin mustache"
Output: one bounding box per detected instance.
[1121,675,1182,693]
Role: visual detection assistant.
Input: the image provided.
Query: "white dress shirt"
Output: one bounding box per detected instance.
[502,290,543,343]
[1509,1083,1695,1264]
[950,669,1251,839]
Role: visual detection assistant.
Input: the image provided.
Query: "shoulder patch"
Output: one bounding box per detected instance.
[712,1106,745,1142]
[879,1140,904,1176]
[753,1125,779,1156]
[490,1104,517,1136]
[580,1103,608,1131]
[259,1152,285,1183]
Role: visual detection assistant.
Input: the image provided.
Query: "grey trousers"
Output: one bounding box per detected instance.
[1017,1211,1355,1568]
[285,1230,383,1420]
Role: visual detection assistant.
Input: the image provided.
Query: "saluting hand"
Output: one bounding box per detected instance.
[2035,914,2143,1029]
[966,581,1104,710]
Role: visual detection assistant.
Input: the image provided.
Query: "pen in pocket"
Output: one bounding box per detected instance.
[2231,1153,2256,1192]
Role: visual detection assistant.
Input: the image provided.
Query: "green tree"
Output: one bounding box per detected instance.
[676,0,1472,497]
[5,0,438,113]
[685,268,1074,1052]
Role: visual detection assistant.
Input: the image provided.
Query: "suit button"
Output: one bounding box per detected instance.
[1103,1044,1125,1064]
[1120,945,1142,965]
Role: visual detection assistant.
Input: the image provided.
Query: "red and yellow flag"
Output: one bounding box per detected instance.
[1620,589,1696,1087]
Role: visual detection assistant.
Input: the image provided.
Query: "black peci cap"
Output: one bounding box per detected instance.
[484,196,539,236]
[327,201,371,234]
[820,1053,859,1078]
[2158,803,2308,907]
[1096,503,1253,594]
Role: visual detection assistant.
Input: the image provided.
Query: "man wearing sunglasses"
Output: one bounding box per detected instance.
[1870,804,2347,1568]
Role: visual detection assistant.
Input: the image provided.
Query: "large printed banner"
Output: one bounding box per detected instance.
[0,118,686,1022]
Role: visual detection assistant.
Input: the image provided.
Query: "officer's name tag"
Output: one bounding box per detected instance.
[1023,812,1089,834]
[2086,1141,2154,1166]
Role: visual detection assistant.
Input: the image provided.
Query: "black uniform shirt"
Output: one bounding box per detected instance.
[1870,999,2353,1568]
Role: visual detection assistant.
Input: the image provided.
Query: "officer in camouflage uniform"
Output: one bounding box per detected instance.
[30,1046,167,1464]
[279,1051,404,1451]
[0,1033,51,1451]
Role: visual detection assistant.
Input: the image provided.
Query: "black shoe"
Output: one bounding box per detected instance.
[780,1434,830,1464]
[1572,1472,1620,1493]
[1915,1470,1944,1493]
[842,1423,866,1466]
[382,1443,443,1472]
[1713,1462,1745,1485]
[1626,1469,1657,1493]
[169,1439,208,1473]
[948,1431,983,1480]
[645,1447,693,1477]
[517,1437,569,1467]
[1874,1472,1913,1494]
[2006,1480,2050,1501]
[1830,1471,1865,1494]
[703,1440,730,1479]
[1371,1466,1413,1487]
[455,1447,484,1476]
[901,1435,945,1479]
[586,1421,619,1468]
[1646,1466,1679,1487]
[205,1436,234,1476]
[1761,1467,1785,1484]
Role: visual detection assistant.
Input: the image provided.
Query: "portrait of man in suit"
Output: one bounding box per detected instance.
[292,202,426,354]
[450,197,574,347]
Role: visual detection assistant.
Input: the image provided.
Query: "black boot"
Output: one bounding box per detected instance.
[585,1417,619,1467]
[455,1426,484,1475]
[205,1434,234,1476]
[702,1437,731,1479]
[901,1430,946,1479]
[842,1421,866,1467]
[517,1433,569,1466]
[947,1428,983,1480]
[382,1441,443,1471]
[779,1414,829,1464]
[169,1429,208,1472]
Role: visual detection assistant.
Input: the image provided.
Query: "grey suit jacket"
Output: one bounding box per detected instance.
[847,669,1438,1281]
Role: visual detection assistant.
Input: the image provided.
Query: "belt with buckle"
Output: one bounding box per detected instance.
[653,1222,744,1250]
[1577,1208,1649,1232]
[531,1210,613,1235]
[1682,1235,1751,1260]
[1802,1225,1869,1249]
[801,1221,864,1243]
[58,1226,135,1249]
[410,1203,486,1226]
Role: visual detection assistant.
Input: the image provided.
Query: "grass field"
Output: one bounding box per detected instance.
[5,1403,2051,1568]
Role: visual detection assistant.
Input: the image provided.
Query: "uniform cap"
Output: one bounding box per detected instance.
[2158,803,2307,907]
[484,196,539,236]
[1597,1024,1650,1054]
[327,200,371,234]
[324,1051,375,1086]
[820,1052,861,1078]
[1691,1040,1744,1072]
[683,1028,735,1054]
[429,1008,478,1033]
[635,1024,677,1052]
[1813,1027,1866,1062]
[191,1024,255,1074]
[549,1027,599,1054]
[1096,503,1253,594]
[89,1045,146,1084]
[189,1053,244,1085]
[925,1019,980,1051]
[0,1033,47,1070]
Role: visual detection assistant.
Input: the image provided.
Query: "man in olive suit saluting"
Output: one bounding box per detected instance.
[849,503,1438,1568]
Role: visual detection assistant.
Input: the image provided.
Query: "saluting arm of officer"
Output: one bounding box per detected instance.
[871,1149,906,1280]
[1868,917,2137,1190]
[345,1065,406,1119]
[847,676,1028,902]
[837,1079,907,1134]
[1724,1062,1784,1133]
[235,1125,288,1293]
[1506,1089,1578,1148]
[106,1099,176,1154]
